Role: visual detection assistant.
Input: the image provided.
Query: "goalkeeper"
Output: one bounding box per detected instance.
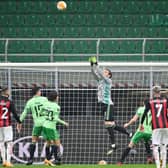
[42,91,68,166]
[117,100,153,165]
[20,87,48,165]
[89,57,131,155]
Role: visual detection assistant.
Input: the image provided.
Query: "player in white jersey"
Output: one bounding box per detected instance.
[89,57,131,155]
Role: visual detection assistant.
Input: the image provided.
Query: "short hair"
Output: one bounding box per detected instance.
[32,87,41,96]
[152,85,161,94]
[47,91,59,101]
[1,86,8,93]
[106,68,112,79]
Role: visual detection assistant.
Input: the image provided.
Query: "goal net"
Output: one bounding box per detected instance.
[0,62,167,164]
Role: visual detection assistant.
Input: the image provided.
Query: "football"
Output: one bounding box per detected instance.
[98,160,107,165]
[57,1,67,10]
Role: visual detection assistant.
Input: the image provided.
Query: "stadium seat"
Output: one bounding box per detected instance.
[0,40,5,54]
[146,40,168,54]
[0,0,167,62]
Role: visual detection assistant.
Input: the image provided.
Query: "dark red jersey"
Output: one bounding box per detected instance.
[142,97,168,129]
[0,95,21,127]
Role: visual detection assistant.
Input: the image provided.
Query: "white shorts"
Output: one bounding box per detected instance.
[0,126,13,142]
[152,128,168,145]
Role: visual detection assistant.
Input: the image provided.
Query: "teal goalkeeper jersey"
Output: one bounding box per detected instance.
[136,106,152,134]
[91,65,113,105]
[20,96,48,127]
[42,101,66,129]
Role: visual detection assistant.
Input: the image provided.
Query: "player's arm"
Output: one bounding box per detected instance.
[89,56,101,80]
[20,101,30,122]
[57,118,69,127]
[89,56,111,83]
[10,101,22,132]
[124,114,139,128]
[10,101,21,123]
[140,102,150,129]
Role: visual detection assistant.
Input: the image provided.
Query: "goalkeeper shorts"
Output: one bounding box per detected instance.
[100,103,114,121]
[42,127,60,141]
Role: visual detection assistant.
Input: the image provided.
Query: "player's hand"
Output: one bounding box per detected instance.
[89,56,97,66]
[124,123,129,128]
[17,123,22,133]
[64,122,69,127]
[139,124,144,132]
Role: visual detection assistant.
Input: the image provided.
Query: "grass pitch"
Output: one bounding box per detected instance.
[9,164,157,168]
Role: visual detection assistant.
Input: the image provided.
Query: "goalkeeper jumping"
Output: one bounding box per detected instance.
[89,57,131,155]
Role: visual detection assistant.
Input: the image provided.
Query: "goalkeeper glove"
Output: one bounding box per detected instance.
[89,56,98,66]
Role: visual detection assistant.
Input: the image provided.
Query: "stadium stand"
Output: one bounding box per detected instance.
[0,0,168,62]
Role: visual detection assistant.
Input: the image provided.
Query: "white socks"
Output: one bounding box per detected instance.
[153,144,167,168]
[153,145,160,168]
[160,144,167,168]
[0,142,6,163]
[6,142,13,163]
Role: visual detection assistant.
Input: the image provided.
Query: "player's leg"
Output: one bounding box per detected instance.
[1,126,13,167]
[160,129,168,168]
[103,104,116,154]
[42,127,54,163]
[0,127,6,166]
[51,130,61,165]
[144,133,153,164]
[45,141,51,161]
[114,125,130,137]
[104,104,130,137]
[4,126,14,167]
[152,129,160,168]
[26,126,42,165]
[6,141,13,167]
[44,140,55,166]
[118,142,134,165]
[153,145,160,168]
[160,144,167,168]
[118,131,141,164]
[104,104,115,145]
[51,140,61,164]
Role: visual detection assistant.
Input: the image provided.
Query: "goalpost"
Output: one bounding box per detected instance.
[0,62,168,164]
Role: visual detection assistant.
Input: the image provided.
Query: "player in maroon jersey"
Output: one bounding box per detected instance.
[0,87,22,167]
[140,86,168,168]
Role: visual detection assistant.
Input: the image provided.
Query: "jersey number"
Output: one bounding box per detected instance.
[155,104,163,117]
[47,111,54,121]
[1,107,8,119]
[34,104,43,117]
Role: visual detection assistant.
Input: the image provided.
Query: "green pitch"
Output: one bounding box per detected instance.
[10,164,157,168]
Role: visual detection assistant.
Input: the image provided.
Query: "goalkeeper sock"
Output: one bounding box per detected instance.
[106,127,115,144]
[114,125,129,136]
[0,142,6,163]
[6,141,13,163]
[160,144,167,168]
[45,145,51,160]
[153,145,160,168]
[51,145,59,161]
[29,143,36,161]
[120,147,131,163]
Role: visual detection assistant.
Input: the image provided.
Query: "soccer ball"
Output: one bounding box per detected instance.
[98,160,107,165]
[57,1,67,10]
